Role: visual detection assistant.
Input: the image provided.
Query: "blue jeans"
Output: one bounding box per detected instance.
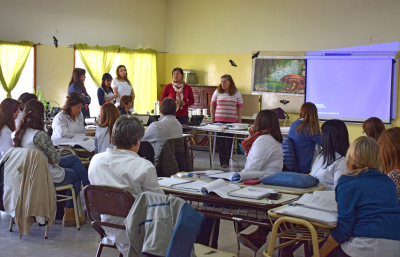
[54,155,90,208]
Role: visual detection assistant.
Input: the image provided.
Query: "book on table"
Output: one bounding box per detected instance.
[275,193,338,225]
[52,136,96,152]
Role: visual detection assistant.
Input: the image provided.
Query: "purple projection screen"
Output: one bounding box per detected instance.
[305,57,393,123]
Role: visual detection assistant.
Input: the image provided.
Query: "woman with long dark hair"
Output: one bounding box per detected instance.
[97,73,118,116]
[160,67,195,125]
[0,98,20,158]
[68,68,91,117]
[288,102,322,173]
[15,93,38,128]
[52,92,86,139]
[210,74,244,168]
[310,119,349,190]
[241,110,283,174]
[363,117,386,140]
[12,100,90,227]
[95,103,120,153]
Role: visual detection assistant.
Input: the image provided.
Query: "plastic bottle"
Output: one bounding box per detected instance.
[154,99,160,115]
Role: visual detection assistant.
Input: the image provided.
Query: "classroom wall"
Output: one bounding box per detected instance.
[166,0,400,142]
[0,0,168,51]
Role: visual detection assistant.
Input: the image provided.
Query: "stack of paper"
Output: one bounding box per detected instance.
[52,137,96,152]
[228,187,277,199]
[158,178,192,188]
[275,206,338,225]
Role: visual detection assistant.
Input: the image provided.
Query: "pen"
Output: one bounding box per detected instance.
[266,198,274,204]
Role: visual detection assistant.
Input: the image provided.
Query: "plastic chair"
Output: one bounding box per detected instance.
[194,243,238,257]
[84,185,135,257]
[263,216,322,257]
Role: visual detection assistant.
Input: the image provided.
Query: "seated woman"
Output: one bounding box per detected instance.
[310,119,349,190]
[0,98,20,159]
[318,136,400,257]
[378,127,400,198]
[241,109,283,174]
[51,92,86,139]
[12,100,90,227]
[363,117,386,140]
[288,102,322,173]
[118,95,134,115]
[95,103,120,153]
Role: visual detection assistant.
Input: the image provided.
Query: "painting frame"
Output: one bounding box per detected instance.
[251,56,306,96]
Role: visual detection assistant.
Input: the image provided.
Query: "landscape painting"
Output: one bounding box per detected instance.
[252,58,306,95]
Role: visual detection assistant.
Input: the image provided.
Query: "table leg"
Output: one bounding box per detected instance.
[212,132,217,164]
[208,133,213,168]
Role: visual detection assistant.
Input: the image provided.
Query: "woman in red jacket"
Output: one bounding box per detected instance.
[160,67,194,125]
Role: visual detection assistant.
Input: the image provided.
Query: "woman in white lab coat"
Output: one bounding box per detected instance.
[52,92,87,139]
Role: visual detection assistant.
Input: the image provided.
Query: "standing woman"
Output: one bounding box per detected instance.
[160,67,195,125]
[95,103,120,153]
[363,117,386,140]
[13,100,90,227]
[111,65,135,106]
[0,98,20,159]
[210,74,244,168]
[68,68,91,118]
[288,102,322,173]
[97,73,118,117]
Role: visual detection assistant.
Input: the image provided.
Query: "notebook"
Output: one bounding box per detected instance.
[52,137,96,152]
[275,206,338,225]
[228,187,277,199]
[200,179,240,198]
[208,171,264,182]
[172,180,209,192]
[294,193,337,213]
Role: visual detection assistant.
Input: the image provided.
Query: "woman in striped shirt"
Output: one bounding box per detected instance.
[210,74,244,168]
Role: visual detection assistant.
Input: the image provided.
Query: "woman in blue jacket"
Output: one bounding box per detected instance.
[288,102,322,173]
[67,68,91,117]
[97,73,118,117]
[318,136,400,257]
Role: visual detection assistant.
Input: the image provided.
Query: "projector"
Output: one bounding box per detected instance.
[228,123,249,130]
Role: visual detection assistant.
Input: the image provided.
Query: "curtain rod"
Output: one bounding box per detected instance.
[35,43,167,53]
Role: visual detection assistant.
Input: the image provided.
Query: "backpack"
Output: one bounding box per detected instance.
[271,107,289,120]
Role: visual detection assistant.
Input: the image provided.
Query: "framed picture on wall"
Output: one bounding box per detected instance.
[251,56,306,95]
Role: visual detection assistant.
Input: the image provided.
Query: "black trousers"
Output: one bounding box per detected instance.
[137,141,155,165]
[195,216,220,249]
[217,132,233,166]
[177,114,189,125]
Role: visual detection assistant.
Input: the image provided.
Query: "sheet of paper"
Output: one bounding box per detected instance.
[158,178,193,188]
[201,179,226,195]
[191,170,224,176]
[201,124,227,130]
[208,172,235,180]
[212,184,241,199]
[276,206,338,225]
[172,180,209,192]
[295,193,337,213]
[76,139,96,152]
[313,191,335,201]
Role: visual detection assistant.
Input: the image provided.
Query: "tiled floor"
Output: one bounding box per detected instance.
[0,150,305,257]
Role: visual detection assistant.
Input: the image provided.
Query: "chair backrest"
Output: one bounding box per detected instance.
[84,185,135,221]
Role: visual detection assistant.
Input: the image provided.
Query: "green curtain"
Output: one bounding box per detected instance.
[119,48,158,114]
[75,43,120,87]
[0,40,33,98]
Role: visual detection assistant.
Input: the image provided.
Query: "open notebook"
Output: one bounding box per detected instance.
[52,136,96,152]
[275,192,338,225]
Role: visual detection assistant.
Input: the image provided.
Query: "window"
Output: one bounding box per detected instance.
[0,47,34,100]
[75,52,120,116]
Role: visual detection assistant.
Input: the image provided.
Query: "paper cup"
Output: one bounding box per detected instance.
[196,109,201,115]
[202,108,207,116]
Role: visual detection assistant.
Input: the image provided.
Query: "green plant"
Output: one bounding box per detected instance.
[33,85,60,114]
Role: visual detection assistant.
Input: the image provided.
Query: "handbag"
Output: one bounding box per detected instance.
[271,107,289,120]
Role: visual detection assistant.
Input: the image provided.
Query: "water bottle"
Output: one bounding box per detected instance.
[154,99,160,115]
